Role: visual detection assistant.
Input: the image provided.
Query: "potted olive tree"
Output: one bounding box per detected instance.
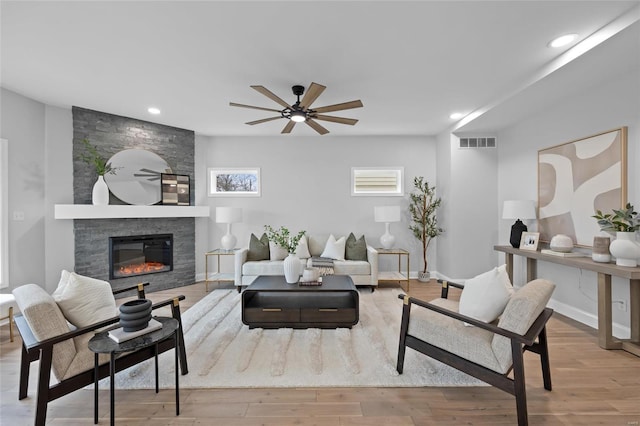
[409,176,443,282]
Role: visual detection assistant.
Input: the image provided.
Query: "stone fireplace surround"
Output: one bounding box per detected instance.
[72,107,197,293]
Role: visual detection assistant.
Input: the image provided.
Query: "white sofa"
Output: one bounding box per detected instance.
[234,234,378,290]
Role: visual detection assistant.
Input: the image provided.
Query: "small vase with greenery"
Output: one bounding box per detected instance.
[593,203,640,267]
[265,225,306,283]
[78,138,116,176]
[408,176,443,282]
[592,203,639,233]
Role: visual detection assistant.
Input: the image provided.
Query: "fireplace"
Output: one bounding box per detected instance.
[109,234,173,279]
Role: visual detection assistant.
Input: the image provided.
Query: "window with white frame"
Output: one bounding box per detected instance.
[351,167,404,196]
[0,139,8,288]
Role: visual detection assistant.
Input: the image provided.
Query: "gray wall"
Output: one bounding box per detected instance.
[198,135,438,278]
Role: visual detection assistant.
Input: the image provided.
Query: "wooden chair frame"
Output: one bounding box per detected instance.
[397,279,553,426]
[14,282,189,426]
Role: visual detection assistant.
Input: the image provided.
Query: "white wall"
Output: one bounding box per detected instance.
[198,135,437,277]
[497,69,640,336]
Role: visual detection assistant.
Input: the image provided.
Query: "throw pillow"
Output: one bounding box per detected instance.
[295,235,311,259]
[269,241,288,261]
[320,234,346,261]
[345,233,368,261]
[51,269,72,300]
[53,272,118,328]
[458,264,513,324]
[247,233,270,261]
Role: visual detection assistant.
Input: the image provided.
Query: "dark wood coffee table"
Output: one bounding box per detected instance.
[241,275,359,329]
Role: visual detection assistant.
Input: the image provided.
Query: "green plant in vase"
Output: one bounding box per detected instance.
[265,225,307,283]
[78,138,116,205]
[593,203,640,267]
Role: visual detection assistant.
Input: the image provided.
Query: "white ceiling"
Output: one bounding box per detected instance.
[2,1,639,137]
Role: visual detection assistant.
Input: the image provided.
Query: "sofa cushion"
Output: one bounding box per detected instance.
[295,235,311,258]
[407,297,503,373]
[458,265,513,324]
[242,259,306,276]
[321,234,346,260]
[269,241,288,261]
[345,233,368,261]
[53,272,118,328]
[333,260,371,275]
[247,233,270,261]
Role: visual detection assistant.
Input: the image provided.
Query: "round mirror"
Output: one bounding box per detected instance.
[104,149,172,205]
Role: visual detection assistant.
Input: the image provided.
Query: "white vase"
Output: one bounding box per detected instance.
[92,175,109,205]
[609,231,640,267]
[283,253,301,284]
[550,234,574,253]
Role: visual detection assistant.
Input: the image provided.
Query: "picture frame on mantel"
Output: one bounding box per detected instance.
[161,173,190,206]
[537,127,627,247]
[207,168,261,197]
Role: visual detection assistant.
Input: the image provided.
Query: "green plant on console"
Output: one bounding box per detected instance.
[264,225,306,254]
[408,176,443,274]
[78,138,116,176]
[592,203,640,233]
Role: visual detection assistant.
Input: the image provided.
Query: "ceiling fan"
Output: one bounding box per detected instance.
[229,82,363,135]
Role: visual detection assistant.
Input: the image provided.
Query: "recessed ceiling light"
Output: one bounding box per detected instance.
[548,33,578,48]
[147,107,161,115]
[449,112,465,120]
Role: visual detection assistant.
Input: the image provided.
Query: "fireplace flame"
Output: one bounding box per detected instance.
[118,262,167,277]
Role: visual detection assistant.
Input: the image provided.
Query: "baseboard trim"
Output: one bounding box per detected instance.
[547,298,630,339]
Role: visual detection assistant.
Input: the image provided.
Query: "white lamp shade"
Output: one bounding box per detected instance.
[502,200,536,220]
[374,206,401,223]
[216,207,243,223]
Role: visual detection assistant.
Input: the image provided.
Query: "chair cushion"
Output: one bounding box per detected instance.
[458,265,513,324]
[246,233,270,261]
[407,298,504,373]
[345,233,368,261]
[492,279,555,373]
[53,272,118,328]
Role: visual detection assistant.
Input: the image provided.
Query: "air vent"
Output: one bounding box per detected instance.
[459,137,496,148]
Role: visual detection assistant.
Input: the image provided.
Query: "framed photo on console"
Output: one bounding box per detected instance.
[519,232,540,251]
[161,173,190,205]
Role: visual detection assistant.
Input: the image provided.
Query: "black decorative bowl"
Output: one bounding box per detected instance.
[119,299,152,332]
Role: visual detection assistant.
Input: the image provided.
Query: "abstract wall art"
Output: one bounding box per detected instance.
[538,127,627,246]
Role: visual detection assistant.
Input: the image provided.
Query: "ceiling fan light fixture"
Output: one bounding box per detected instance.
[290,110,307,122]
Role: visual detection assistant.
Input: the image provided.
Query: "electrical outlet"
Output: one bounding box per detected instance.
[12,211,25,221]
[617,300,627,312]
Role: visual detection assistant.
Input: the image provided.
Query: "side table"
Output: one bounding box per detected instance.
[376,248,410,292]
[204,248,236,292]
[88,316,180,426]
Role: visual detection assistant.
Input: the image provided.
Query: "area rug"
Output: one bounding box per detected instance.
[112,288,484,389]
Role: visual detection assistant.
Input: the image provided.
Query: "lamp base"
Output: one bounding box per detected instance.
[221,233,237,251]
[510,220,528,248]
[380,222,395,249]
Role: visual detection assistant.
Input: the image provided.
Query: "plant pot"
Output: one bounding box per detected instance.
[92,175,109,206]
[119,299,152,332]
[418,271,430,282]
[283,253,301,284]
[609,231,640,267]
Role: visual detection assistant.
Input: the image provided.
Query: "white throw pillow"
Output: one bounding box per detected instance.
[53,272,118,328]
[51,269,72,300]
[269,241,288,261]
[458,265,513,324]
[320,234,346,260]
[295,235,311,259]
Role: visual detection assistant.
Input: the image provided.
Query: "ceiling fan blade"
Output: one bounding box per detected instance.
[250,85,291,109]
[229,102,282,113]
[281,120,296,134]
[299,82,326,110]
[313,115,358,126]
[313,100,363,114]
[305,119,329,135]
[246,116,283,125]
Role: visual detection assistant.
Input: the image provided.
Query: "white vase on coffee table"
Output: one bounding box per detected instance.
[283,253,301,283]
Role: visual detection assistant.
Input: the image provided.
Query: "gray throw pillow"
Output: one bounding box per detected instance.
[345,233,368,261]
[247,233,270,261]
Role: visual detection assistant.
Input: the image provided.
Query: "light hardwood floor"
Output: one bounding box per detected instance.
[1,280,639,425]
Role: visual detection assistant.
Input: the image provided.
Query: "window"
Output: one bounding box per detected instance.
[0,139,8,288]
[351,167,404,196]
[208,168,261,197]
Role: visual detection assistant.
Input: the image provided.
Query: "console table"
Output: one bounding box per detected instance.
[494,245,640,357]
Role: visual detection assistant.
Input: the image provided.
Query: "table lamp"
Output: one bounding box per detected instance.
[216,207,243,250]
[374,206,401,249]
[502,200,536,248]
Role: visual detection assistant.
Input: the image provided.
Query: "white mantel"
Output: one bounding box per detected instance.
[54,204,210,219]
